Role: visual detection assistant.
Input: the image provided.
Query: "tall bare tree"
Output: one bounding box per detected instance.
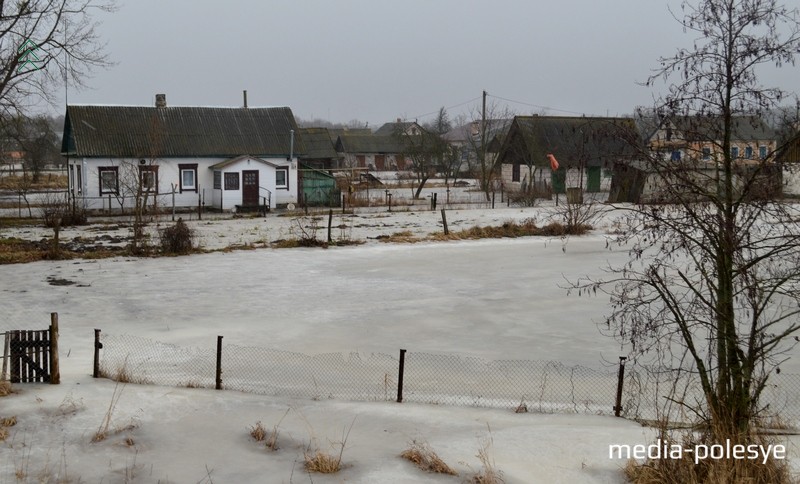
[395,108,452,199]
[0,0,115,117]
[461,99,513,200]
[578,0,800,454]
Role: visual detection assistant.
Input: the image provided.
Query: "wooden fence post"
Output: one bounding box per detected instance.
[49,313,60,384]
[216,335,223,390]
[397,349,406,403]
[614,356,627,417]
[440,209,449,235]
[93,329,102,378]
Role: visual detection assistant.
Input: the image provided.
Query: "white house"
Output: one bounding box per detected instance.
[61,95,303,212]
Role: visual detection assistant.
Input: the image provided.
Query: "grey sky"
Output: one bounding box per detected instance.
[55,0,799,127]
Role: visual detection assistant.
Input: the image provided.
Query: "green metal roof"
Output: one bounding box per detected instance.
[62,105,305,158]
[297,127,339,160]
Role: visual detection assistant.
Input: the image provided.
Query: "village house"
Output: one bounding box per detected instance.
[61,94,304,212]
[496,115,640,196]
[777,129,800,196]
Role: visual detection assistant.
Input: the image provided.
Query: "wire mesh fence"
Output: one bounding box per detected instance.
[95,332,800,426]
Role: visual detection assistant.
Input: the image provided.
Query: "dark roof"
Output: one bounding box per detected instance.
[373,121,420,136]
[335,134,408,154]
[497,116,642,167]
[662,115,776,142]
[777,130,800,163]
[443,119,512,143]
[297,128,339,160]
[62,105,305,158]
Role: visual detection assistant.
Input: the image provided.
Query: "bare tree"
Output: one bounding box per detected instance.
[395,108,451,199]
[461,100,513,200]
[577,0,800,452]
[0,0,116,117]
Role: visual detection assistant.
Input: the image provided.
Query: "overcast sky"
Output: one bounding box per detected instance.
[54,0,800,127]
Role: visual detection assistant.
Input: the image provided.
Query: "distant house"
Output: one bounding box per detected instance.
[610,116,780,203]
[61,95,304,212]
[373,119,423,137]
[334,133,408,171]
[297,127,340,169]
[647,115,777,164]
[777,129,800,196]
[496,116,640,194]
[444,119,512,176]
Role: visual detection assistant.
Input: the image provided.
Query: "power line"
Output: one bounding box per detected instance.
[487,94,590,116]
[410,96,482,121]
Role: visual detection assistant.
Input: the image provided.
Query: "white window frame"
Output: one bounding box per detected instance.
[276,168,289,189]
[178,163,198,193]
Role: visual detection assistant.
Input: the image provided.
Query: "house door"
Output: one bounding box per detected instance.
[242,170,259,206]
[586,166,601,192]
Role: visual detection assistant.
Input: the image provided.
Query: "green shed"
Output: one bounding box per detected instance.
[299,164,340,207]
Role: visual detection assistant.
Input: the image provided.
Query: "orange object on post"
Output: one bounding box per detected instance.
[547,153,560,171]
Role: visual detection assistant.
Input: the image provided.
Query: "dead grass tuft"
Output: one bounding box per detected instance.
[467,426,505,484]
[304,450,342,473]
[401,440,458,475]
[1,416,17,427]
[249,421,268,442]
[378,230,421,243]
[0,380,12,396]
[624,430,793,484]
[0,427,7,442]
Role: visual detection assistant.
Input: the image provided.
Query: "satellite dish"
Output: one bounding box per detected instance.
[287,203,296,210]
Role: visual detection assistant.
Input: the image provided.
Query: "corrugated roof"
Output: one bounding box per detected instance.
[335,134,409,154]
[62,105,305,158]
[373,121,418,136]
[498,116,641,167]
[665,115,776,142]
[297,127,339,160]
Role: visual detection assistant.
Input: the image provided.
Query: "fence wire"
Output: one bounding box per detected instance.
[97,333,800,426]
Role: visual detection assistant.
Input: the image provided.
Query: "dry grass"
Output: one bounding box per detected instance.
[0,414,16,442]
[304,450,343,473]
[467,426,505,484]
[624,430,793,484]
[0,174,67,190]
[302,416,356,474]
[400,440,458,475]
[0,380,12,396]
[377,230,421,243]
[249,421,268,442]
[92,379,126,443]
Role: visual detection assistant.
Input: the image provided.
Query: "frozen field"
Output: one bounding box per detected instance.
[1,206,799,482]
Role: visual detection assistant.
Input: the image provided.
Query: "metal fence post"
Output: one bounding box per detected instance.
[93,329,102,378]
[614,356,627,417]
[397,349,406,403]
[216,335,223,390]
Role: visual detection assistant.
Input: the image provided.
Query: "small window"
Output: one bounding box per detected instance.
[512,163,520,182]
[213,171,221,189]
[276,168,288,189]
[139,166,159,193]
[702,148,711,160]
[224,172,239,190]
[178,163,198,193]
[759,146,768,159]
[99,166,119,195]
[745,146,753,159]
[76,164,82,193]
[731,146,739,159]
[670,150,681,161]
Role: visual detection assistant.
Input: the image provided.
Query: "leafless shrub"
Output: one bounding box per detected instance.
[159,218,195,254]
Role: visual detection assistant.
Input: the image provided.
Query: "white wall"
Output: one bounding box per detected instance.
[69,156,298,211]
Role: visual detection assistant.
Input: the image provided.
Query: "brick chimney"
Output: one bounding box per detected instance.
[155,94,166,108]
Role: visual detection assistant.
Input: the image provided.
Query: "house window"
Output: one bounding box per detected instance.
[69,165,75,192]
[745,146,753,159]
[759,146,768,159]
[512,163,520,182]
[702,148,711,160]
[139,165,159,193]
[98,166,119,195]
[731,146,739,159]
[276,168,288,189]
[224,172,239,190]
[670,150,681,161]
[76,164,82,193]
[178,163,198,193]
[213,171,221,189]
